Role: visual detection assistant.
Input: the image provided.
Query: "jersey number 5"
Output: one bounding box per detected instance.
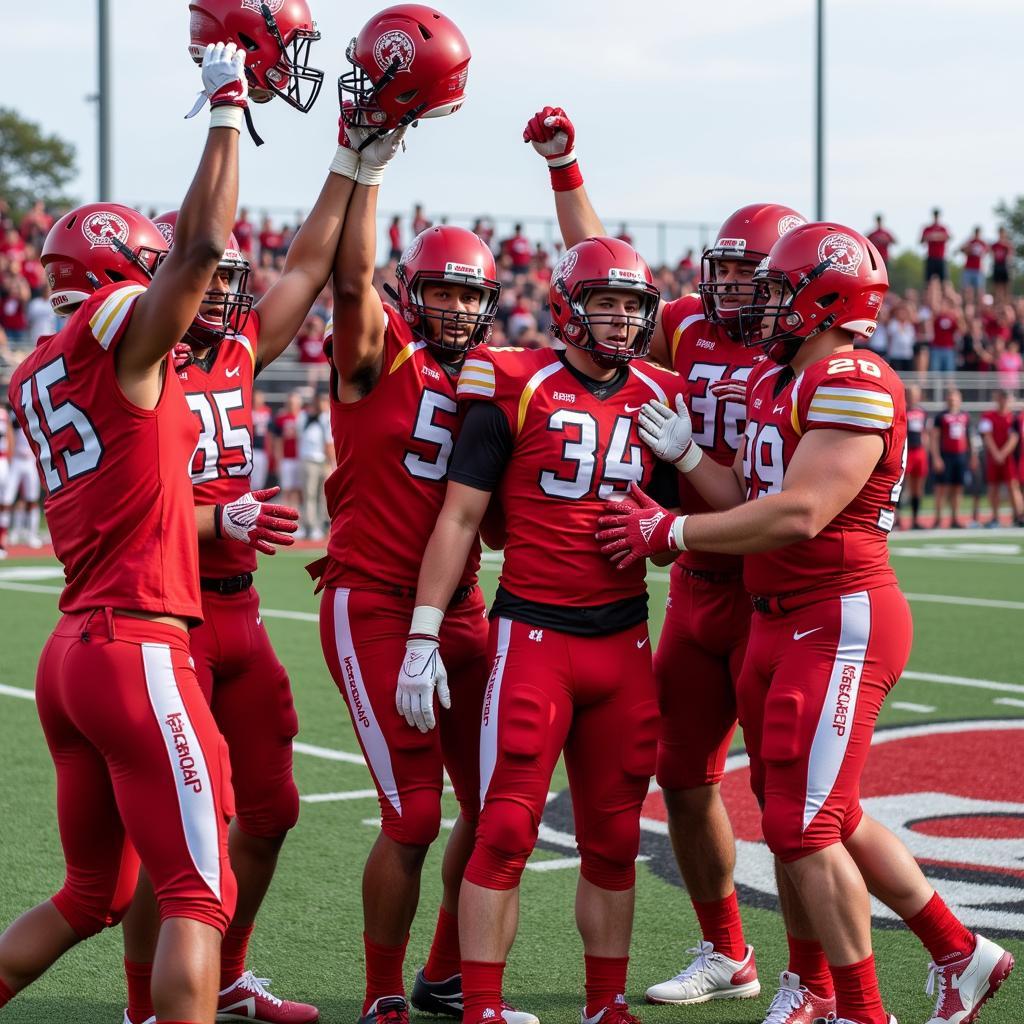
[404,389,457,481]
[18,356,103,495]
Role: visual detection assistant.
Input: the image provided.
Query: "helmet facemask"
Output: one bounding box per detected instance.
[699,248,765,333]
[181,252,254,350]
[244,4,322,112]
[399,264,499,357]
[556,278,660,368]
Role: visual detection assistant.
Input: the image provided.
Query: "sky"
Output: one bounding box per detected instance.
[10,1,1024,262]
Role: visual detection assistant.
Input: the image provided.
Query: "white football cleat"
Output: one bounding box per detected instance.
[123,1011,156,1024]
[645,941,760,1005]
[761,971,836,1024]
[924,934,1015,1024]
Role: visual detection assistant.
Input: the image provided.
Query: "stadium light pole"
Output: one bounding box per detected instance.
[815,0,824,220]
[97,0,112,200]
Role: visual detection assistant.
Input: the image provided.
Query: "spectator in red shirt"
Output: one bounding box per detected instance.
[1,228,25,262]
[978,389,1022,525]
[251,387,273,491]
[472,217,495,250]
[388,215,402,261]
[501,223,533,278]
[959,226,989,305]
[867,214,897,263]
[412,203,431,235]
[272,390,304,512]
[931,387,974,527]
[928,295,964,374]
[294,313,329,388]
[991,226,1013,304]
[233,207,255,257]
[921,207,951,284]
[258,214,284,260]
[677,248,696,289]
[0,271,29,343]
[19,201,52,248]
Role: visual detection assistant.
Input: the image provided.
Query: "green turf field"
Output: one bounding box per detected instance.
[0,531,1021,1024]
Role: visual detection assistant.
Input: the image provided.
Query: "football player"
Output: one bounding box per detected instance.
[397,236,684,1024]
[118,39,366,1024]
[0,401,9,557]
[0,43,248,1024]
[903,384,929,529]
[597,222,1016,1024]
[308,9,534,1024]
[525,105,824,1015]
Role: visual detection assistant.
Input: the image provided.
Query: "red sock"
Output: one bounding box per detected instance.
[786,935,834,997]
[584,954,629,1016]
[363,933,409,1013]
[220,922,254,991]
[0,976,13,1007]
[423,906,461,982]
[905,892,975,966]
[692,892,746,961]
[124,959,154,1022]
[461,959,506,1024]
[830,955,887,1024]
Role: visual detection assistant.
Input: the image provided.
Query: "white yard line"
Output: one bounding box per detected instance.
[993,697,1024,709]
[890,701,937,714]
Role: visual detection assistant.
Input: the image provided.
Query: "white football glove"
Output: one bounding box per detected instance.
[397,636,449,733]
[638,395,703,473]
[185,42,248,120]
[346,123,409,187]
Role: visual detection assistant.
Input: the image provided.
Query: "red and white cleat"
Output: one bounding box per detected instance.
[217,971,319,1023]
[581,994,640,1024]
[924,935,1015,1024]
[760,971,836,1024]
[645,941,760,1004]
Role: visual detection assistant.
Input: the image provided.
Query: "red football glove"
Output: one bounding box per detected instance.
[708,378,748,405]
[171,342,193,371]
[523,105,582,192]
[595,481,684,570]
[217,487,299,555]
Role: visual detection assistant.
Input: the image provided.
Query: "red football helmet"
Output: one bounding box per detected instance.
[738,222,888,365]
[548,237,661,367]
[699,203,807,329]
[188,0,323,112]
[41,203,166,316]
[339,5,470,131]
[395,225,500,354]
[154,211,253,349]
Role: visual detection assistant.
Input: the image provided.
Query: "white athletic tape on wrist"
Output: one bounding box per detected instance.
[210,106,244,132]
[671,515,688,552]
[355,163,386,187]
[675,442,703,474]
[547,149,577,168]
[330,145,360,180]
[410,605,444,639]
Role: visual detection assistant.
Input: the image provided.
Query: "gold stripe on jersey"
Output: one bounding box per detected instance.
[389,340,426,375]
[324,317,334,341]
[808,386,894,430]
[238,335,256,370]
[517,361,563,434]
[89,285,146,350]
[456,357,496,400]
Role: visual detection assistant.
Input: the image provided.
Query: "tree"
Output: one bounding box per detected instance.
[885,250,923,295]
[995,196,1024,261]
[0,108,77,219]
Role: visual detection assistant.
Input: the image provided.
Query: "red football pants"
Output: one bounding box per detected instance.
[190,587,299,838]
[35,611,236,936]
[737,585,913,862]
[653,566,750,789]
[319,586,489,846]
[466,618,659,892]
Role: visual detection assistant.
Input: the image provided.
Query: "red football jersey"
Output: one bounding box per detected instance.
[921,224,950,258]
[867,228,895,262]
[978,409,1014,449]
[177,315,259,577]
[320,303,480,591]
[274,410,299,459]
[931,313,958,350]
[662,293,764,573]
[457,347,684,607]
[0,405,8,457]
[907,406,928,450]
[7,283,201,619]
[936,410,970,454]
[742,350,905,599]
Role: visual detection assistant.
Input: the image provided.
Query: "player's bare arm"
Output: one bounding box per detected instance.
[253,115,361,369]
[117,43,245,405]
[330,121,408,398]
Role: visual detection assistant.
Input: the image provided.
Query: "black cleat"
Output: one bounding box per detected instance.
[411,970,462,1019]
[359,996,410,1024]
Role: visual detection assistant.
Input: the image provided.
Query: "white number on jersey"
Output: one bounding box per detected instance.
[688,362,752,452]
[404,389,456,481]
[877,439,907,532]
[742,420,785,498]
[186,388,253,484]
[827,357,882,378]
[19,356,103,494]
[539,411,643,500]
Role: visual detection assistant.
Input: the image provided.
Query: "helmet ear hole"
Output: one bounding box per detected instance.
[237,32,259,51]
[396,89,418,103]
[417,23,432,40]
[816,292,839,309]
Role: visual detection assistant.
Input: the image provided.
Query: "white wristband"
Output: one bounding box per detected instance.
[210,106,244,132]
[674,442,704,474]
[670,515,688,552]
[547,148,577,169]
[410,605,444,639]
[355,162,386,187]
[330,144,360,181]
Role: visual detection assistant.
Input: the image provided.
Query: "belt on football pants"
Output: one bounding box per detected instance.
[200,573,254,595]
[386,583,476,608]
[683,567,742,585]
[749,587,822,615]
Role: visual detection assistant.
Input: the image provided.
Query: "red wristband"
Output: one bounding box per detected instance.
[549,161,583,193]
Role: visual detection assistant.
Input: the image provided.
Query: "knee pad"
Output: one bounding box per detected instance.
[578,813,641,892]
[52,881,135,939]
[382,787,442,847]
[235,777,300,839]
[464,798,537,890]
[761,799,844,863]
